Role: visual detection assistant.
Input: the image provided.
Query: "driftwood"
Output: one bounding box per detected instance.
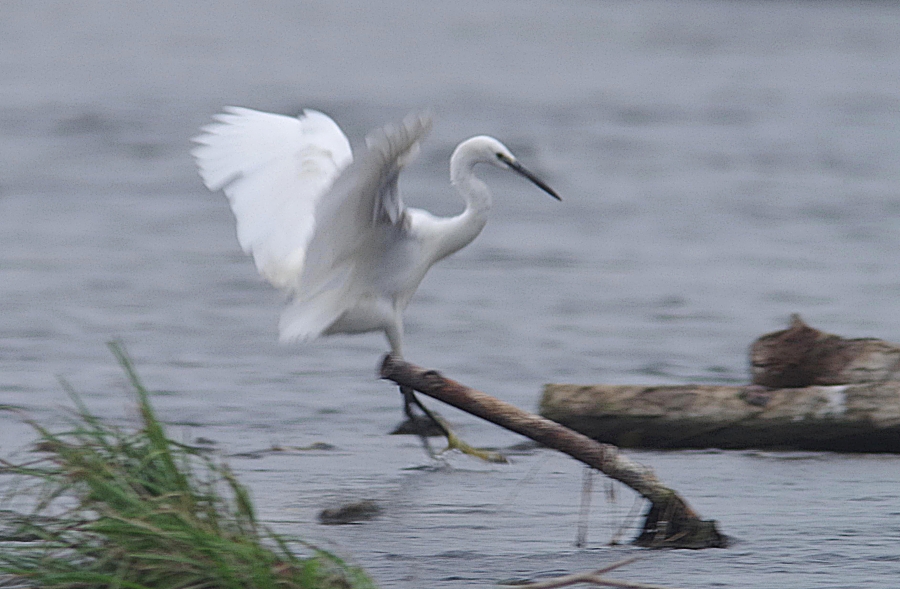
[380,355,727,549]
[541,382,900,452]
[542,316,900,453]
[500,556,679,589]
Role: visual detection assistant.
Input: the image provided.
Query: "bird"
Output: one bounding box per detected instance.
[192,107,560,443]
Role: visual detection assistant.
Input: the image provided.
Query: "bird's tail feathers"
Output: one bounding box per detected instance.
[278,293,345,343]
[277,268,356,343]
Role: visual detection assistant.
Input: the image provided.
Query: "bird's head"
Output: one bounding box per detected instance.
[452,135,561,201]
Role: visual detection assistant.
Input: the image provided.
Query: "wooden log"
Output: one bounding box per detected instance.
[541,317,900,453]
[750,314,900,388]
[380,355,727,549]
[540,381,900,452]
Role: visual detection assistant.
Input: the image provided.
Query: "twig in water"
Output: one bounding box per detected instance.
[501,556,680,589]
[610,492,645,546]
[575,466,594,547]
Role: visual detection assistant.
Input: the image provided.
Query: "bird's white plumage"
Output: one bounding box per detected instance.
[192,108,352,290]
[278,112,433,347]
[193,108,434,348]
[193,107,558,355]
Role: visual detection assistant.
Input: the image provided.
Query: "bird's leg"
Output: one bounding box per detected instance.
[387,332,505,461]
[395,384,447,438]
[400,385,442,458]
[402,386,417,420]
[401,385,450,438]
[389,329,444,436]
[399,384,506,463]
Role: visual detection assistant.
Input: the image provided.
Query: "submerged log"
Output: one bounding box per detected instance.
[380,355,727,549]
[541,316,900,453]
[541,382,900,452]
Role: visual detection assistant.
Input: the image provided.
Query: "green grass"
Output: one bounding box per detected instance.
[0,342,376,589]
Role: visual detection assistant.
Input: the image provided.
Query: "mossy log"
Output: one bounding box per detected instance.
[380,355,727,549]
[541,316,900,453]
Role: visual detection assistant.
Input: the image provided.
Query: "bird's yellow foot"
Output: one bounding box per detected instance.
[443,429,507,464]
[399,384,506,463]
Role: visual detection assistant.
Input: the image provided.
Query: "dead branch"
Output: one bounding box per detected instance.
[380,355,727,548]
[500,556,680,589]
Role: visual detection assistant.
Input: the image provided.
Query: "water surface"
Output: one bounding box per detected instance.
[2,1,900,587]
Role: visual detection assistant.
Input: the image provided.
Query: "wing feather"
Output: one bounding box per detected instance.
[281,112,433,341]
[297,112,432,294]
[191,107,352,289]
[193,106,432,343]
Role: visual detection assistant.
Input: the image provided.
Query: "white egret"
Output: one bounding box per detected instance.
[192,107,560,442]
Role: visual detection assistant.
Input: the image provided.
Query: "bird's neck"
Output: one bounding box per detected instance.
[450,150,493,216]
[435,203,488,263]
[434,155,491,260]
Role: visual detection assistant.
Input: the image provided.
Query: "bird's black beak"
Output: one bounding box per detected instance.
[499,154,561,201]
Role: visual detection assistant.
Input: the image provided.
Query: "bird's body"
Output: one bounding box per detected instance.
[193,108,559,359]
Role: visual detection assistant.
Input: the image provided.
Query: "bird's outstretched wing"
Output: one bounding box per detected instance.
[192,107,353,289]
[278,111,433,342]
[303,111,433,275]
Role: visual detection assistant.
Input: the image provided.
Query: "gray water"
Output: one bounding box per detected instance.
[2,0,900,586]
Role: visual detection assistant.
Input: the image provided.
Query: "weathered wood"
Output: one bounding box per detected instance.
[499,556,678,589]
[540,317,900,453]
[540,382,900,452]
[750,314,900,388]
[380,354,727,548]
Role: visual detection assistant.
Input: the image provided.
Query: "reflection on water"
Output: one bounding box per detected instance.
[2,1,900,587]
